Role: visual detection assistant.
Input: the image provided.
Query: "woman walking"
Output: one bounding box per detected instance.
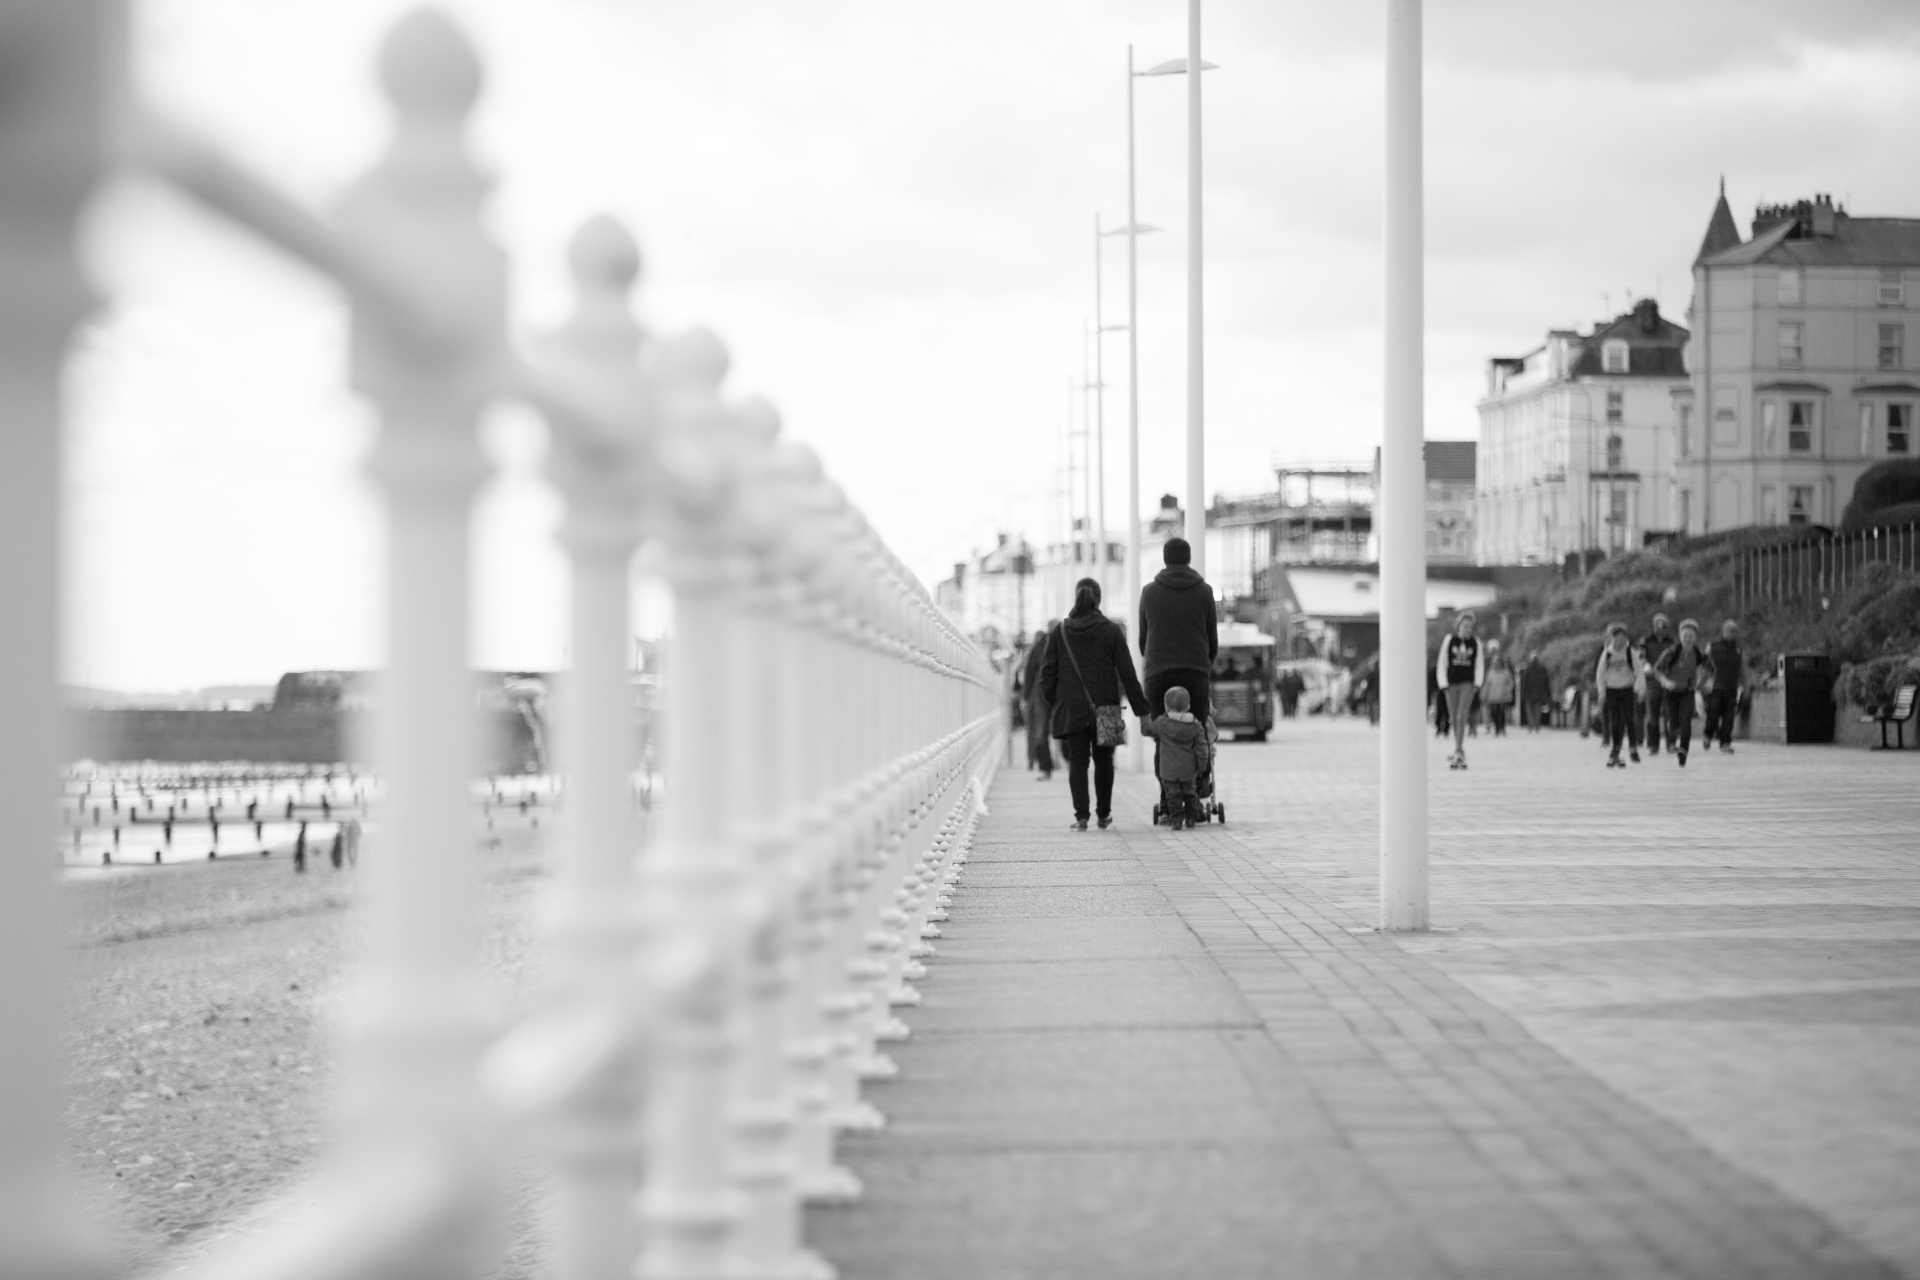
[1435,611,1483,770]
[1481,640,1517,737]
[1040,579,1150,830]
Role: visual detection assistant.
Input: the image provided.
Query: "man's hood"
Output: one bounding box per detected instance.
[1153,565,1206,591]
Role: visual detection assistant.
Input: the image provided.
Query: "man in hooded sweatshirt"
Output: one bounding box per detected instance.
[1138,537,1219,721]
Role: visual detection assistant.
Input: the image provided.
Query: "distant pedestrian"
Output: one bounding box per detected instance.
[1639,613,1678,755]
[1703,619,1746,753]
[1594,623,1647,768]
[1435,612,1484,769]
[1482,640,1517,736]
[1041,579,1149,831]
[1141,685,1213,830]
[1020,629,1056,779]
[1520,650,1552,732]
[1138,537,1217,720]
[1278,668,1304,718]
[1653,618,1715,767]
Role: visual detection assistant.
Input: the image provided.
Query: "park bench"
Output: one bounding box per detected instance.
[1864,682,1917,750]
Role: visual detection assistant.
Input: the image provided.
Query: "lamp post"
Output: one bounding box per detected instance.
[1139,14,1219,578]
[1099,215,1158,774]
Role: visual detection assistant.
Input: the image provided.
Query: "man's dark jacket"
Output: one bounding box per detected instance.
[1520,659,1552,707]
[1039,610,1150,738]
[1138,566,1218,679]
[1706,638,1745,693]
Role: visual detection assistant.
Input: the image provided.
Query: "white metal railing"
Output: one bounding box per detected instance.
[1,7,1000,1279]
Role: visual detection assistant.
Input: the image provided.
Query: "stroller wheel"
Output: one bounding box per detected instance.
[1151,801,1163,825]
[1213,802,1225,824]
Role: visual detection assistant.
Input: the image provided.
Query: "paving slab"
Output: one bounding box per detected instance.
[810,723,1919,1279]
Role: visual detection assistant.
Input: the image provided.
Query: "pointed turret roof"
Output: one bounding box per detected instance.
[1695,178,1741,265]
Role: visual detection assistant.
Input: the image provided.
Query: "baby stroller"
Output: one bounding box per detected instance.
[1148,720,1226,826]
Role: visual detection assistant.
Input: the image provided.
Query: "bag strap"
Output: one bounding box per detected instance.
[1055,622,1092,705]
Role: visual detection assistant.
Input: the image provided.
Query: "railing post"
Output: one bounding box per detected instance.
[640,329,753,1280]
[329,12,507,1275]
[0,3,117,1275]
[531,214,653,1280]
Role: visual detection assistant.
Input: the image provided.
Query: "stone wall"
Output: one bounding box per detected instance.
[70,709,539,772]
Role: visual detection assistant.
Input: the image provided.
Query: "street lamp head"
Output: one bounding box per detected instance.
[1138,58,1219,76]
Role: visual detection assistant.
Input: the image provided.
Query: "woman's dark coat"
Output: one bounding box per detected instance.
[1039,609,1150,738]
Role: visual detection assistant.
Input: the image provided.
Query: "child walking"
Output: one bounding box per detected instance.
[1652,618,1715,767]
[1141,685,1213,830]
[1593,623,1646,768]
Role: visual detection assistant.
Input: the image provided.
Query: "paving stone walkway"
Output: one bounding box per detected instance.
[809,720,1920,1279]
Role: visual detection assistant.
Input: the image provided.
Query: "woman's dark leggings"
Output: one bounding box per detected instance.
[1058,731,1115,821]
[1603,687,1639,755]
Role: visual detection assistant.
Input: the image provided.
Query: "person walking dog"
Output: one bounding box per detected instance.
[1435,612,1484,770]
[1041,579,1150,831]
[1137,537,1217,721]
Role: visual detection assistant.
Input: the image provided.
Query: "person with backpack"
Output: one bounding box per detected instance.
[1434,611,1484,770]
[1040,578,1150,831]
[1594,623,1647,768]
[1652,618,1715,767]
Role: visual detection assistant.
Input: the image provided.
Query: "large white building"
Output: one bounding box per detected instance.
[1679,190,1920,531]
[1475,299,1690,565]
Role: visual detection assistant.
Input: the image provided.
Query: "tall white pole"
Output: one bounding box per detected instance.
[1094,214,1110,601]
[1380,0,1428,931]
[1184,0,1206,576]
[1125,45,1146,774]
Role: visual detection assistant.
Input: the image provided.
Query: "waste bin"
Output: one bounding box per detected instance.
[1779,651,1835,744]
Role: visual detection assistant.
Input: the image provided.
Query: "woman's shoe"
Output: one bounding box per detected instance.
[1097,815,1113,829]
[1070,818,1088,831]
[1607,754,1621,768]
[1629,750,1641,764]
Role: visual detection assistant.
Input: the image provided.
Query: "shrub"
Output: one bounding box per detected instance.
[1839,459,1920,531]
[1836,578,1920,664]
[1537,631,1607,694]
[1837,652,1920,714]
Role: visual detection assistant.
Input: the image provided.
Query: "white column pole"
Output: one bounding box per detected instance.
[0,5,114,1273]
[1125,45,1146,774]
[1184,0,1206,576]
[1380,0,1429,931]
[1094,215,1110,602]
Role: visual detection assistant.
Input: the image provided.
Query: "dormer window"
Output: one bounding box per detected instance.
[1601,339,1629,374]
[1881,269,1905,306]
[1778,268,1802,307]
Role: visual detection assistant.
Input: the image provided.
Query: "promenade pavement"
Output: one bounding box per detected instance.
[809,719,1920,1280]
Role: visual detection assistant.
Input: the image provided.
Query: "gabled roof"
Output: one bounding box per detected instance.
[1565,300,1690,379]
[1695,185,1742,265]
[1702,214,1920,269]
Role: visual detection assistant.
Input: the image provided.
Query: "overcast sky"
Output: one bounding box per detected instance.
[69,0,1920,689]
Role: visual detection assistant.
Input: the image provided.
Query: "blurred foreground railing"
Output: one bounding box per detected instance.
[0,6,999,1279]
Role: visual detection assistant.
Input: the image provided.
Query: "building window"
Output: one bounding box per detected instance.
[1678,404,1692,458]
[1788,485,1813,525]
[1602,339,1629,374]
[1860,401,1874,455]
[1788,400,1815,453]
[1892,403,1912,455]
[1880,323,1905,369]
[1778,267,1802,306]
[1605,390,1623,423]
[1679,489,1692,532]
[1777,321,1803,367]
[1606,433,1623,470]
[1880,269,1905,306]
[1761,484,1778,524]
[1761,400,1779,453]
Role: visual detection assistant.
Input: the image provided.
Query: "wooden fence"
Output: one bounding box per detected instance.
[1732,522,1920,610]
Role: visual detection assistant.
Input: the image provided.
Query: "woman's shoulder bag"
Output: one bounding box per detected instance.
[1057,622,1126,747]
